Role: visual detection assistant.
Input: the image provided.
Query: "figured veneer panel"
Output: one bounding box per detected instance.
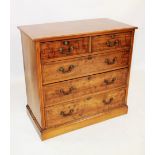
[42,50,129,84]
[18,18,137,140]
[43,68,128,107]
[92,32,132,52]
[45,88,126,128]
[40,37,89,61]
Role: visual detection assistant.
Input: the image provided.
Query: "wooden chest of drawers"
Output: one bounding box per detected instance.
[19,18,137,140]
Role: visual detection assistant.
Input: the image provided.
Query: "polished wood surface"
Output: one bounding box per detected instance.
[92,31,132,52]
[18,18,137,41]
[45,88,126,128]
[43,68,128,106]
[42,50,129,84]
[19,18,137,140]
[20,32,42,126]
[26,104,128,140]
[40,37,89,61]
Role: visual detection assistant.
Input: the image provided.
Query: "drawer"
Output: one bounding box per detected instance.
[45,88,126,128]
[43,68,128,107]
[40,37,89,61]
[42,50,129,84]
[92,32,132,52]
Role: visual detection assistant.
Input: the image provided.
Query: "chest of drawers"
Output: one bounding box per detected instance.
[19,18,137,140]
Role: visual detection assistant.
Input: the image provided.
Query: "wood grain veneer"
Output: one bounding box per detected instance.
[19,18,137,140]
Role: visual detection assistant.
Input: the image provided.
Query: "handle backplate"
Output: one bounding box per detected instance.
[59,87,76,95]
[58,64,75,73]
[106,40,119,47]
[59,46,74,55]
[103,97,113,105]
[104,77,116,85]
[105,57,117,65]
[60,109,74,117]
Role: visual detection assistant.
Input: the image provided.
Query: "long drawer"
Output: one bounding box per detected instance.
[45,88,126,128]
[42,50,129,84]
[43,68,128,107]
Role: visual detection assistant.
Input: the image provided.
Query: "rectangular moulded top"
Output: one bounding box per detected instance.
[18,18,137,41]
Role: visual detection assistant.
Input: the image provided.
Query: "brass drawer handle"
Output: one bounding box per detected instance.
[59,46,74,55]
[106,40,119,47]
[58,65,75,73]
[60,109,74,117]
[104,77,116,85]
[105,57,117,65]
[59,87,75,95]
[111,34,115,39]
[103,97,113,105]
[87,55,93,60]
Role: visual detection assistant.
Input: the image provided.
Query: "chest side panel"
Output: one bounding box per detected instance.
[21,32,42,127]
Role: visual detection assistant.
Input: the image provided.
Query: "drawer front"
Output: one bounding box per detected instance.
[43,68,128,107]
[92,32,132,52]
[45,88,126,128]
[40,37,89,61]
[42,50,129,84]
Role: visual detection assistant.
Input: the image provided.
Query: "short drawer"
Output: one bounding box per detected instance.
[43,68,128,107]
[45,88,126,128]
[92,32,132,52]
[42,50,129,84]
[40,37,89,61]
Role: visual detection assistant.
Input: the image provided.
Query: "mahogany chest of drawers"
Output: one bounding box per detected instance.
[19,18,137,140]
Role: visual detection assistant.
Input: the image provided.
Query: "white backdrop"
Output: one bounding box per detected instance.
[11,0,144,81]
[11,0,144,155]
